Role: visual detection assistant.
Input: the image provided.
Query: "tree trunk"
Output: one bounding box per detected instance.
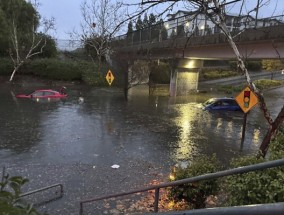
[9,63,23,82]
[259,105,284,157]
[123,67,129,101]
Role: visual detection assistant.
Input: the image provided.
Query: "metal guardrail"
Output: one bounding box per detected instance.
[19,183,64,198]
[79,158,284,215]
[1,166,64,207]
[147,202,284,215]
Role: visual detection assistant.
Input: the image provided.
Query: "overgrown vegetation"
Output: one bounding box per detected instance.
[0,57,113,85]
[20,59,83,81]
[262,60,284,71]
[254,79,283,90]
[168,132,284,209]
[225,132,284,206]
[0,169,42,214]
[229,61,262,72]
[168,155,220,209]
[218,79,283,93]
[0,58,14,76]
[201,69,239,80]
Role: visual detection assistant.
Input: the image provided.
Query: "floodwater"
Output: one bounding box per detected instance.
[0,79,283,214]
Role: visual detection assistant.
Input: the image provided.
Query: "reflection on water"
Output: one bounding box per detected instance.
[1,83,282,168]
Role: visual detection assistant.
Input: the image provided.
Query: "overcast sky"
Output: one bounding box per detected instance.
[38,0,283,40]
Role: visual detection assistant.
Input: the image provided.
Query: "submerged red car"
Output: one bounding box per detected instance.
[16,87,67,99]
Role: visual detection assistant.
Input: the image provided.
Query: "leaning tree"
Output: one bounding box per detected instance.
[120,0,284,157]
[0,0,55,82]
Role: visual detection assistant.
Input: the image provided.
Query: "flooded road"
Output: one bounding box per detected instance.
[1,79,283,214]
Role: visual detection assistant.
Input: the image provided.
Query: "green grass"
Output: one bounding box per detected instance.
[254,79,283,90]
[202,70,240,80]
[219,79,283,93]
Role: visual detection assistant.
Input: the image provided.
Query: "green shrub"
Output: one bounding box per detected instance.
[254,79,282,90]
[18,58,83,80]
[29,59,83,80]
[82,63,111,86]
[0,58,14,76]
[0,170,42,214]
[202,69,239,80]
[225,132,284,206]
[229,61,238,71]
[168,155,220,209]
[218,84,246,93]
[262,60,284,71]
[229,61,262,72]
[246,61,262,71]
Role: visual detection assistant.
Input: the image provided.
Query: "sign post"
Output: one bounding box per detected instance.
[235,86,259,146]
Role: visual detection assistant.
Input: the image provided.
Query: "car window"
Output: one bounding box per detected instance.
[204,99,217,105]
[226,100,238,105]
[222,101,230,106]
[44,91,55,96]
[32,91,44,97]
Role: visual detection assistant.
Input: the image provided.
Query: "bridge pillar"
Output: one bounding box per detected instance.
[170,59,203,96]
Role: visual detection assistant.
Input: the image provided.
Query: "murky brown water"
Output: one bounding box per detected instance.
[1,78,283,214]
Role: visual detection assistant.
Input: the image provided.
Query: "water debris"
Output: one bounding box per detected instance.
[111,164,120,169]
[78,97,84,104]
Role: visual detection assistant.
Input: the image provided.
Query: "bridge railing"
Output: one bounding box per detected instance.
[111,14,284,48]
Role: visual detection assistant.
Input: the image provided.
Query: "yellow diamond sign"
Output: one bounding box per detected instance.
[235,86,258,113]
[106,70,114,86]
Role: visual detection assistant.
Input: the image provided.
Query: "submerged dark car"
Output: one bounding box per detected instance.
[202,97,241,111]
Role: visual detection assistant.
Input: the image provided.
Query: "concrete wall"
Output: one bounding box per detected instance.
[170,59,203,96]
[176,70,199,95]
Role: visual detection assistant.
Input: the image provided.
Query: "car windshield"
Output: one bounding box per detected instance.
[203,98,217,105]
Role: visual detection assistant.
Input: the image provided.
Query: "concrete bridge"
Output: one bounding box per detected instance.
[111,18,284,96]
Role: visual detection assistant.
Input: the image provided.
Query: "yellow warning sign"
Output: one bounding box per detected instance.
[105,70,114,86]
[235,86,258,113]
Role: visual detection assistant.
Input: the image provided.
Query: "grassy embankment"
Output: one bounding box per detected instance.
[0,57,115,86]
[202,69,284,93]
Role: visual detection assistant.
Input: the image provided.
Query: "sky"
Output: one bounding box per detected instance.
[37,0,283,40]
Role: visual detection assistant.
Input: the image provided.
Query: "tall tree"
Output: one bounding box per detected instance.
[74,0,125,73]
[149,13,156,26]
[0,7,9,56]
[0,0,55,81]
[135,15,143,30]
[126,20,134,43]
[127,20,134,35]
[142,13,148,28]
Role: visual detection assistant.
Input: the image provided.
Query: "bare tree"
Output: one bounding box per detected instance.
[74,0,125,73]
[8,0,55,82]
[120,0,283,157]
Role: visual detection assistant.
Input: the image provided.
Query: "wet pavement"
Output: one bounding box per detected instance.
[1,77,283,214]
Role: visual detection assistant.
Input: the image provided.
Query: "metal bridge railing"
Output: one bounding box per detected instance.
[79,158,284,215]
[111,14,284,48]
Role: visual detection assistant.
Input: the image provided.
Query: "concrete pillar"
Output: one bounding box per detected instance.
[169,59,203,96]
[169,69,177,97]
